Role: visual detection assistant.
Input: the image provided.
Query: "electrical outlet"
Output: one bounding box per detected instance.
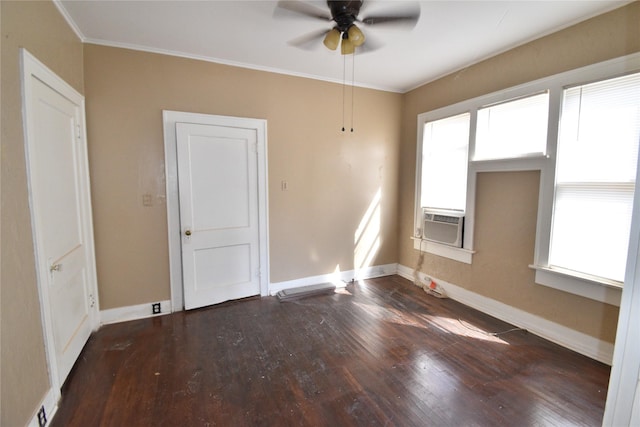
[152,302,161,314]
[37,406,47,427]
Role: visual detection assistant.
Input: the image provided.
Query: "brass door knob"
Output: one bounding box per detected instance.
[185,230,192,236]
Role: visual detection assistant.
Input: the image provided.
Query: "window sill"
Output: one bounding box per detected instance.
[472,152,547,163]
[412,237,474,264]
[470,154,548,172]
[529,265,622,306]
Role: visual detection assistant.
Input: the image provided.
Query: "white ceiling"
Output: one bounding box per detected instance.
[56,0,630,93]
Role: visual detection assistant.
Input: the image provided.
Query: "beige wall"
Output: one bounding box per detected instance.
[1,1,84,425]
[83,44,402,309]
[398,2,640,343]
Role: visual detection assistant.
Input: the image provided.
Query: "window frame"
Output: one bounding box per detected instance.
[414,52,640,306]
[414,105,475,264]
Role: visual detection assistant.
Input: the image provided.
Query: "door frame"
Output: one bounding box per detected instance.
[163,111,270,310]
[20,48,100,400]
[603,129,640,424]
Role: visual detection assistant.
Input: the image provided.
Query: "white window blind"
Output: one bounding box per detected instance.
[550,72,640,283]
[475,92,549,160]
[421,113,470,211]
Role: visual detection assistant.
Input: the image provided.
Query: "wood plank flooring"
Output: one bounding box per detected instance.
[51,275,611,426]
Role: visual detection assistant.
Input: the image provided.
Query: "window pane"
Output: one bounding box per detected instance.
[557,74,640,183]
[550,72,640,282]
[421,113,470,211]
[475,92,549,160]
[550,184,633,282]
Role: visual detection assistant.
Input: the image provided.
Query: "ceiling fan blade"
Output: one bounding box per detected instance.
[274,1,332,22]
[360,13,419,28]
[360,3,420,28]
[288,28,330,50]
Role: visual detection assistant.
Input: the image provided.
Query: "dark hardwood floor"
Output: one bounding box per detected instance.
[52,275,610,426]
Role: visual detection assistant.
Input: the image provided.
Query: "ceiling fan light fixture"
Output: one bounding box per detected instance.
[341,37,355,55]
[347,24,365,47]
[323,28,341,50]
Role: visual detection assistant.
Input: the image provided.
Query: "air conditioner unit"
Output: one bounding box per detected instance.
[422,208,464,248]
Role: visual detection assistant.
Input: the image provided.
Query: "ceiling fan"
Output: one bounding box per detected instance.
[275,1,420,55]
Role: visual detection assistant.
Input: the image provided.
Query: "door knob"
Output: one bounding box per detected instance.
[50,263,62,272]
[185,230,192,236]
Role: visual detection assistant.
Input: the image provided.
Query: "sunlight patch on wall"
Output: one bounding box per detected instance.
[331,264,344,285]
[354,188,381,277]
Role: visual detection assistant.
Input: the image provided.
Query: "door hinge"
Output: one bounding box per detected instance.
[76,124,82,141]
[88,293,96,308]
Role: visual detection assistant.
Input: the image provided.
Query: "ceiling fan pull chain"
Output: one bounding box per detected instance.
[351,52,355,133]
[342,53,346,132]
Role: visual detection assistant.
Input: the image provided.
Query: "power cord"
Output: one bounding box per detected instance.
[413,237,426,286]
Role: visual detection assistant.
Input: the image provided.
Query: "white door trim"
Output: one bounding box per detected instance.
[163,111,270,310]
[603,125,640,425]
[20,48,100,401]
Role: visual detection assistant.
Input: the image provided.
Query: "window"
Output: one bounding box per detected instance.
[421,113,470,211]
[475,92,549,160]
[414,52,640,303]
[549,73,640,283]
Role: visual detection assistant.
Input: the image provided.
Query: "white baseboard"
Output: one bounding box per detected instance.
[100,300,172,325]
[27,387,57,427]
[397,264,614,365]
[101,265,398,323]
[268,263,398,295]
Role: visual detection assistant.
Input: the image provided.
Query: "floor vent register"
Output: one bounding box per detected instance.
[276,283,336,302]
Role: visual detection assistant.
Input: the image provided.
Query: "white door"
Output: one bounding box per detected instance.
[176,122,261,309]
[22,50,98,390]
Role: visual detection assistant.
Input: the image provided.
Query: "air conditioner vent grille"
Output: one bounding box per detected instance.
[433,214,460,224]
